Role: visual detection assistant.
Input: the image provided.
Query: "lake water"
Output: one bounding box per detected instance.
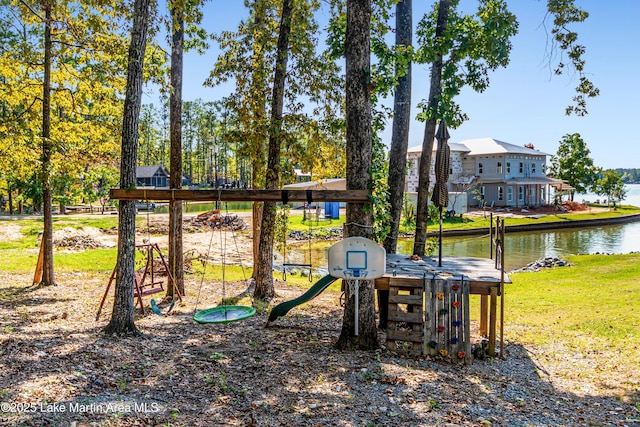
[290,184,640,273]
[577,183,640,207]
[149,184,640,272]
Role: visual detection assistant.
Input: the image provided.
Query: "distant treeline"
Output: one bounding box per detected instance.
[615,168,640,184]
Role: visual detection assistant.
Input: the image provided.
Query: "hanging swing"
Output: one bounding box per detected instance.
[281,190,314,282]
[193,305,255,324]
[145,193,181,316]
[96,195,179,320]
[151,298,175,316]
[193,196,255,324]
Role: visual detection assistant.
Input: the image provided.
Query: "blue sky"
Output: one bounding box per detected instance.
[144,1,640,169]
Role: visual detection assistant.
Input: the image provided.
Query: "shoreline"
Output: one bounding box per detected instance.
[425,212,640,237]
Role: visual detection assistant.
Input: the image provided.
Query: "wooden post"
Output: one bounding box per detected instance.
[96,268,117,321]
[110,188,370,203]
[500,218,506,358]
[489,286,498,356]
[479,294,488,337]
[463,280,471,365]
[33,240,45,285]
[489,212,493,260]
[494,216,500,269]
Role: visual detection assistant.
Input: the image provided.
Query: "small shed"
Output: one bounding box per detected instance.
[283,178,346,191]
[283,178,345,218]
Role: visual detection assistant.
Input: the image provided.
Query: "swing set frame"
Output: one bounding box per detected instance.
[96,242,182,319]
[110,188,369,203]
[104,188,369,321]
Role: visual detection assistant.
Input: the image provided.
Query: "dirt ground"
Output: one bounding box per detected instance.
[0,213,639,426]
[465,201,611,219]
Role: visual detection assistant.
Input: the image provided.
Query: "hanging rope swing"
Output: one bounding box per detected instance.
[281,189,314,282]
[193,195,255,324]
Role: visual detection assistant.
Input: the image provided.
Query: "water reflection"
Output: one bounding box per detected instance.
[152,184,640,274]
[289,221,640,274]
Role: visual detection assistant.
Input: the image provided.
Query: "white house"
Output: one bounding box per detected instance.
[406,142,470,193]
[406,138,565,209]
[406,142,471,213]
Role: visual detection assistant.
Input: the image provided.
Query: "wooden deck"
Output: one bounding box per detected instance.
[375,254,509,357]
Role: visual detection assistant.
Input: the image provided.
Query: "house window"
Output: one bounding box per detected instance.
[519,162,524,174]
[531,163,536,174]
[541,187,546,201]
[478,162,483,174]
[542,164,546,173]
[497,162,503,174]
[507,186,513,202]
[408,160,415,175]
[518,186,524,202]
[480,186,485,201]
[506,162,511,174]
[498,186,504,201]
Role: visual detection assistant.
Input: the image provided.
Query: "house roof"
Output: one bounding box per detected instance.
[136,165,169,178]
[283,178,346,190]
[456,138,550,156]
[549,180,576,191]
[506,176,565,186]
[407,142,470,154]
[408,138,550,156]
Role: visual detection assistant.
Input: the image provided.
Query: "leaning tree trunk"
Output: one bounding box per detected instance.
[103,0,151,336]
[335,0,377,351]
[38,1,55,286]
[168,3,185,299]
[380,0,412,328]
[413,0,450,257]
[383,0,412,255]
[254,0,293,302]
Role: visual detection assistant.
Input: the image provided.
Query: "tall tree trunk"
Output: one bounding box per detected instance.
[168,3,185,298]
[383,0,412,255]
[335,0,377,351]
[8,185,13,215]
[103,0,151,336]
[413,0,450,256]
[254,0,293,302]
[249,0,267,282]
[39,1,55,286]
[380,0,412,328]
[251,200,262,281]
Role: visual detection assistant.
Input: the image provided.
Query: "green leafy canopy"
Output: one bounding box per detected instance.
[415,0,518,128]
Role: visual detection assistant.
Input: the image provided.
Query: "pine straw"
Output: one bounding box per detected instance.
[0,272,638,427]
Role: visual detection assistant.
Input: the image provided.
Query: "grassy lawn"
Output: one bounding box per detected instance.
[507,253,640,393]
[287,211,345,231]
[509,253,640,345]
[398,204,640,234]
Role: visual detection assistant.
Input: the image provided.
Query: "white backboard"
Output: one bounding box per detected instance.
[327,237,386,279]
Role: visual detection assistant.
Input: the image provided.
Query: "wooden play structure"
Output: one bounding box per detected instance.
[96,242,181,319]
[376,214,507,362]
[383,274,471,364]
[109,188,509,362]
[109,188,369,203]
[105,188,366,319]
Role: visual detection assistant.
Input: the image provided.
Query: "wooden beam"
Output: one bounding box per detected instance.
[110,188,370,203]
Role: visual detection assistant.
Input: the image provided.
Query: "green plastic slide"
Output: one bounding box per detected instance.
[267,274,338,324]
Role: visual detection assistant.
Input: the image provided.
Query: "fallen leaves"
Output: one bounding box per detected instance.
[0,272,638,427]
